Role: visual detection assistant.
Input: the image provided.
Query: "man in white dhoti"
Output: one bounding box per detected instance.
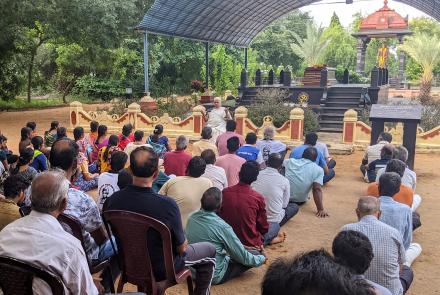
[205,97,232,142]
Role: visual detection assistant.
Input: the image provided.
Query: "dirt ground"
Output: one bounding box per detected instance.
[1,106,439,295]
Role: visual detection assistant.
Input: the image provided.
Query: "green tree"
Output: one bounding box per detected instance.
[399,33,440,103]
[251,11,312,71]
[55,43,89,102]
[291,23,329,67]
[322,13,357,70]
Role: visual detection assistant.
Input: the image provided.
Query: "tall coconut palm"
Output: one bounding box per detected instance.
[290,23,329,67]
[399,33,440,104]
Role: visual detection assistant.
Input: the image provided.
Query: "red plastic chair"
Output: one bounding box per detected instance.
[103,210,194,295]
[0,256,64,295]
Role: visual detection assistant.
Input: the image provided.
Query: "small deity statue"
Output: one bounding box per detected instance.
[377,43,389,69]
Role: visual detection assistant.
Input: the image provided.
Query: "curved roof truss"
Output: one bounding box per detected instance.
[137,0,440,47]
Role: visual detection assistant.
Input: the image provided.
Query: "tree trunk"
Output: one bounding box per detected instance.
[419,79,432,105]
[27,50,36,103]
[62,76,77,103]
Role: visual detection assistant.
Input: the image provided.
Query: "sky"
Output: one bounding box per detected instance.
[299,0,431,27]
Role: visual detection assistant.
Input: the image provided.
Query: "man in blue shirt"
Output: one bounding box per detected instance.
[187,187,266,284]
[236,132,264,165]
[378,172,422,268]
[290,132,335,183]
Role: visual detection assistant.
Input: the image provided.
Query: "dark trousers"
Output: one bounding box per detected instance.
[264,203,299,245]
[400,265,414,294]
[360,164,367,177]
[328,159,336,169]
[185,242,216,295]
[217,250,260,284]
[280,202,299,226]
[413,211,421,231]
[323,169,335,184]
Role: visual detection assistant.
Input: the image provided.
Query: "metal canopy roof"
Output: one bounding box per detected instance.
[137,0,440,47]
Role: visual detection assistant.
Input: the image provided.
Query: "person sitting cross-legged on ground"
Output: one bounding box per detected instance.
[50,139,116,266]
[290,132,335,184]
[375,145,420,209]
[163,135,192,176]
[378,172,422,268]
[256,126,287,162]
[98,134,121,174]
[216,120,245,156]
[315,136,336,169]
[368,159,421,231]
[0,170,99,294]
[284,147,329,218]
[215,136,246,187]
[333,230,392,295]
[261,249,376,295]
[236,132,264,166]
[201,149,228,190]
[219,161,284,248]
[159,156,213,227]
[361,132,392,179]
[104,146,216,295]
[97,151,129,212]
[342,196,413,295]
[192,126,219,156]
[0,175,29,231]
[252,153,299,230]
[186,187,266,284]
[124,130,152,157]
[367,144,394,183]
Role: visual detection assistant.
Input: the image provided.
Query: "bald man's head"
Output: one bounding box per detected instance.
[49,139,79,172]
[31,170,69,214]
[356,196,380,220]
[130,146,158,178]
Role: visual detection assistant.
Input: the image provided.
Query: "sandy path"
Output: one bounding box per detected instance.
[0,106,438,294]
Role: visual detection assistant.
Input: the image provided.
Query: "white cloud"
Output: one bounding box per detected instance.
[299,0,431,27]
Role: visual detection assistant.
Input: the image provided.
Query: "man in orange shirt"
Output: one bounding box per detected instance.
[367,159,413,207]
[367,159,421,230]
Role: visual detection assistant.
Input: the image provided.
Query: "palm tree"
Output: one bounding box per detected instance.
[399,33,440,104]
[290,23,329,67]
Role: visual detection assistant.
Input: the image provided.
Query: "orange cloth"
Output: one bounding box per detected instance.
[367,183,413,207]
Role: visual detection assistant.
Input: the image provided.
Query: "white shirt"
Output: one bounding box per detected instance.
[124,142,152,157]
[202,164,228,191]
[256,139,287,162]
[97,172,120,211]
[376,167,417,192]
[364,141,388,164]
[315,141,330,159]
[0,211,98,295]
[251,167,290,223]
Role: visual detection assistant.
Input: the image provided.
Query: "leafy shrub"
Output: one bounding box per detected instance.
[335,65,369,84]
[72,76,125,101]
[247,88,320,133]
[157,97,193,119]
[421,100,440,131]
[191,80,204,92]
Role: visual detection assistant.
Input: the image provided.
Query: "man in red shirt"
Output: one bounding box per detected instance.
[118,124,134,150]
[163,135,192,176]
[216,120,245,156]
[219,161,280,249]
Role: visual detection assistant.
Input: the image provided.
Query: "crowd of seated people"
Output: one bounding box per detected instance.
[0,115,424,295]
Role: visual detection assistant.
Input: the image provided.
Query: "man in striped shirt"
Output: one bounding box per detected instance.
[342,196,413,295]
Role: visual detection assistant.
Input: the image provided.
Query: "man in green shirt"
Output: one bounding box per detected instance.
[186,187,266,284]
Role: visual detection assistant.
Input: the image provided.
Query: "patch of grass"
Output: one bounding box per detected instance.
[0,95,97,111]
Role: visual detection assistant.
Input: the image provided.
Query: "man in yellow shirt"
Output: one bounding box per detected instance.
[0,175,28,231]
[192,127,219,156]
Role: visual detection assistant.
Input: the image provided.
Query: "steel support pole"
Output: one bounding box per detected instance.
[205,42,209,89]
[244,48,248,70]
[143,32,149,93]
